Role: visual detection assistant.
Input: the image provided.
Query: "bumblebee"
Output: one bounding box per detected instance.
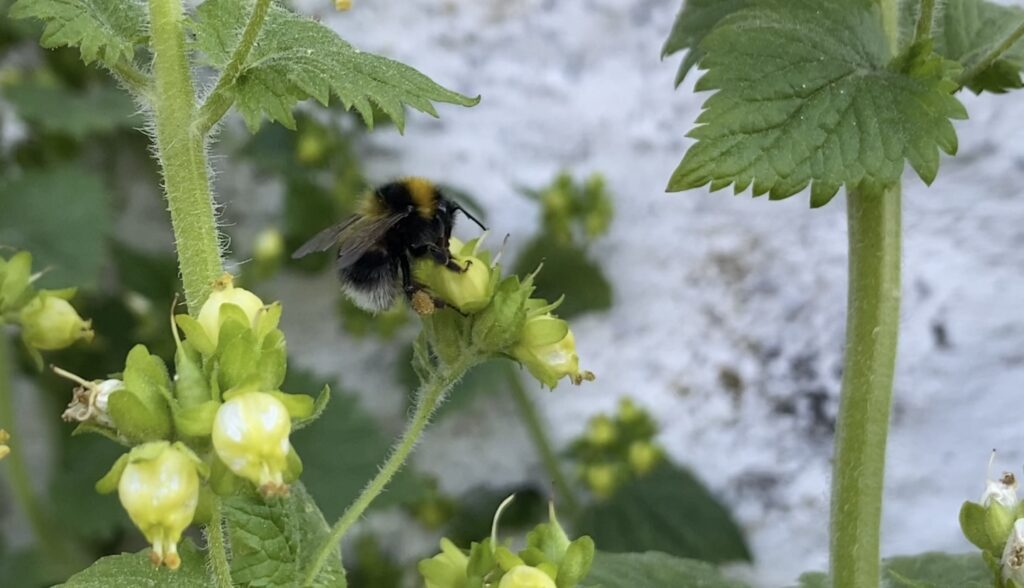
[292,178,486,312]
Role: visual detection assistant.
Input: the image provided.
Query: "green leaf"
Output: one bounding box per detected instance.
[667,0,967,206]
[59,540,208,587]
[10,0,147,67]
[52,435,131,539]
[5,81,142,139]
[585,551,749,588]
[661,0,751,86]
[576,464,750,564]
[286,367,425,520]
[0,166,111,287]
[513,236,612,319]
[931,0,1024,93]
[883,552,991,588]
[107,389,172,442]
[221,483,344,588]
[291,385,330,431]
[191,0,479,132]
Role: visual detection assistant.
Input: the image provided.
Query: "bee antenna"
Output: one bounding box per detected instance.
[455,204,487,232]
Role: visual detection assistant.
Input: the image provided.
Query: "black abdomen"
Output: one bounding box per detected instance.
[338,247,400,312]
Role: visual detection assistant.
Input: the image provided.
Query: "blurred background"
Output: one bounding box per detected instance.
[2,0,1024,586]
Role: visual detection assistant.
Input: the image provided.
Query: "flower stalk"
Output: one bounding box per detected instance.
[829,184,902,588]
[304,349,480,585]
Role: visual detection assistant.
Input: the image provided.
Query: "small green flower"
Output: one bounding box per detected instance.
[418,538,469,588]
[627,440,661,476]
[197,274,266,347]
[212,392,294,497]
[115,442,201,569]
[499,565,556,588]
[509,304,593,389]
[19,293,93,350]
[585,415,617,447]
[414,237,496,313]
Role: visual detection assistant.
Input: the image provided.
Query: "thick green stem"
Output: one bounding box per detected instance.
[205,497,234,588]
[830,185,902,588]
[195,0,272,136]
[505,366,581,518]
[303,352,479,586]
[0,334,86,576]
[913,0,936,45]
[148,0,224,315]
[959,21,1024,88]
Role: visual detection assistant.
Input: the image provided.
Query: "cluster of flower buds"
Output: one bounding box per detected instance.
[567,398,664,499]
[960,453,1024,585]
[413,236,594,389]
[54,274,323,568]
[0,251,93,363]
[419,499,594,588]
[524,172,614,246]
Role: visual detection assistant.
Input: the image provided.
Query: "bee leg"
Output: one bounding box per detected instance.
[418,243,468,273]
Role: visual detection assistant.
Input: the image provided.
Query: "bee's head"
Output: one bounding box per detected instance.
[438,195,487,231]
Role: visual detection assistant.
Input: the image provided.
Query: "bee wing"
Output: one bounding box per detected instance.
[334,212,410,269]
[291,215,362,259]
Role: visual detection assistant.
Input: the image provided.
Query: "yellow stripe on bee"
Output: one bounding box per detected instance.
[403,177,437,219]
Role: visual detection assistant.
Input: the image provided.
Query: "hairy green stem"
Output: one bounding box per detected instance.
[506,366,581,518]
[113,61,151,97]
[830,185,902,588]
[148,0,224,315]
[195,0,272,136]
[959,21,1024,87]
[877,0,900,55]
[205,497,234,588]
[303,352,479,586]
[913,0,936,45]
[0,333,86,576]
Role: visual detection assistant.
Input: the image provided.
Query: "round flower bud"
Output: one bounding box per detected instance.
[585,415,617,447]
[499,565,557,588]
[197,275,265,347]
[584,463,621,500]
[510,314,593,389]
[19,295,93,350]
[212,392,292,497]
[627,441,661,476]
[118,443,200,569]
[413,238,495,313]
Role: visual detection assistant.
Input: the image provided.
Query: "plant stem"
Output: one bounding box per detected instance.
[877,0,900,55]
[205,497,234,588]
[148,0,224,315]
[959,21,1024,88]
[195,0,272,136]
[303,351,479,586]
[505,366,581,518]
[913,0,936,45]
[830,184,902,588]
[0,333,86,576]
[113,62,151,97]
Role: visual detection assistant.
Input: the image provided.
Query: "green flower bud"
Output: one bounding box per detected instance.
[418,538,469,588]
[510,311,593,389]
[414,238,496,313]
[0,429,9,461]
[19,294,93,350]
[585,415,617,447]
[499,565,556,588]
[117,442,200,569]
[584,464,622,499]
[212,392,293,497]
[197,274,265,347]
[627,441,661,476]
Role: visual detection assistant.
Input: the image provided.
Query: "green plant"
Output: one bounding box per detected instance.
[663,0,1024,585]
